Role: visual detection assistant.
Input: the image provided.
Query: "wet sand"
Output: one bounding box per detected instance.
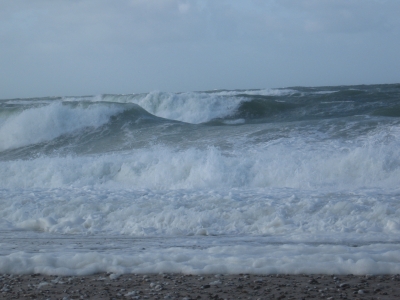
[1,273,399,299]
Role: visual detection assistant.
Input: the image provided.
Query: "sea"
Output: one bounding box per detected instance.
[0,84,399,275]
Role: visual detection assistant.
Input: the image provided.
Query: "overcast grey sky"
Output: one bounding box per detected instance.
[1,0,399,99]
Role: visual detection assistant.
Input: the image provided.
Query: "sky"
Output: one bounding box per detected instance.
[1,0,400,99]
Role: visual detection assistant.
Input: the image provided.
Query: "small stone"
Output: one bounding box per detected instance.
[109,273,120,280]
[37,282,49,289]
[124,290,137,297]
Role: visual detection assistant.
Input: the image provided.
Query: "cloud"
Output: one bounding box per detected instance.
[0,1,206,45]
[1,0,399,50]
[284,0,399,34]
[0,0,399,98]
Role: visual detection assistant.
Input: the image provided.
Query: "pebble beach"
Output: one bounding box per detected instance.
[1,273,400,299]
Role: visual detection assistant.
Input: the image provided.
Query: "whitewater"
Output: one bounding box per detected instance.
[0,84,399,275]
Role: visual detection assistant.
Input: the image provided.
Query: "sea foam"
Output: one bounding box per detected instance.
[1,187,399,238]
[0,129,399,190]
[1,84,400,275]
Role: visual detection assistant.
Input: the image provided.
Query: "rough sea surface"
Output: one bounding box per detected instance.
[0,84,399,275]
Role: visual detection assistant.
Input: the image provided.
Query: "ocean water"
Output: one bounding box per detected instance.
[0,84,400,275]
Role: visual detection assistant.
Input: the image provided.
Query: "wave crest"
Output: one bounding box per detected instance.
[0,102,124,151]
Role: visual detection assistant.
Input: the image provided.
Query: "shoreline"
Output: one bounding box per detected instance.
[1,273,399,299]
